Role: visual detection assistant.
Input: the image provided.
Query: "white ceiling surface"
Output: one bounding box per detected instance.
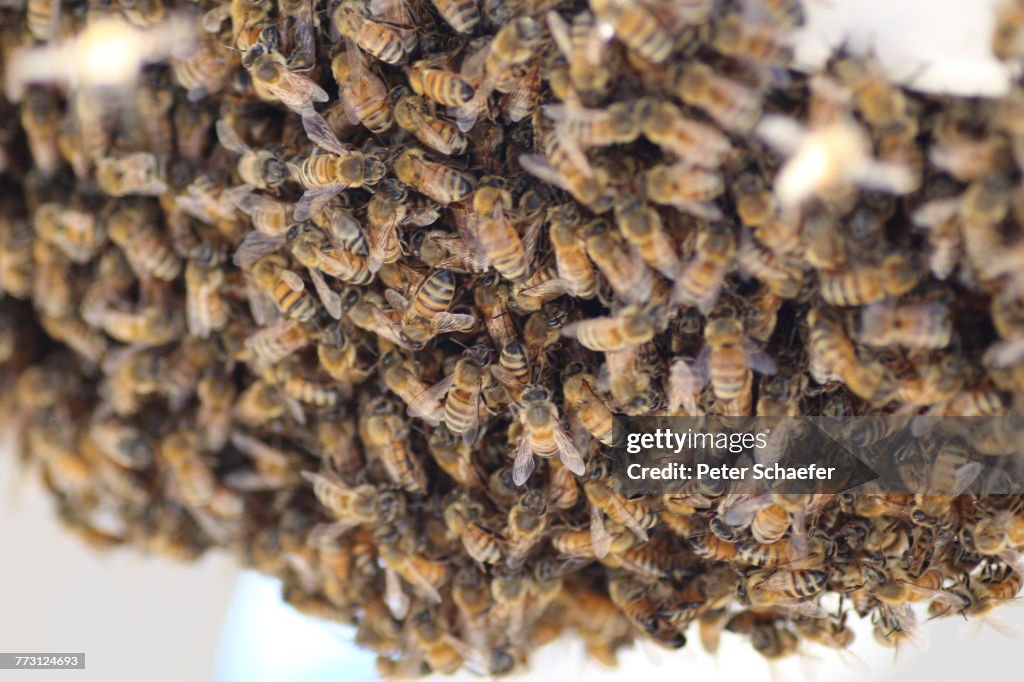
[4,1,1024,681]
[0,453,239,682]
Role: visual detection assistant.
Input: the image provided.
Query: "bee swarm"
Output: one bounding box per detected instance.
[4,0,1024,675]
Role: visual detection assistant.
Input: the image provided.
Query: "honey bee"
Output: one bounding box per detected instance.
[512,385,586,485]
[607,576,685,648]
[502,490,548,569]
[547,203,597,299]
[473,177,535,282]
[333,0,412,65]
[673,222,735,313]
[215,120,289,191]
[184,251,229,340]
[376,524,447,605]
[546,10,615,101]
[405,57,475,107]
[105,204,181,282]
[360,398,426,493]
[160,430,243,523]
[394,147,476,205]
[759,114,917,208]
[453,564,492,623]
[562,367,616,447]
[478,17,543,101]
[445,495,505,565]
[96,153,169,197]
[673,62,762,132]
[33,203,104,265]
[589,0,672,64]
[859,300,953,350]
[741,569,828,616]
[641,99,732,168]
[583,219,655,306]
[247,253,318,322]
[585,471,656,544]
[328,46,391,134]
[0,215,34,300]
[292,116,387,221]
[428,425,484,489]
[392,91,469,157]
[645,162,724,219]
[430,0,479,34]
[808,307,887,400]
[819,254,920,306]
[562,305,657,353]
[242,43,328,114]
[26,0,63,42]
[286,221,372,287]
[409,610,468,674]
[384,269,476,349]
[519,126,610,211]
[19,88,61,178]
[713,11,794,68]
[698,307,777,402]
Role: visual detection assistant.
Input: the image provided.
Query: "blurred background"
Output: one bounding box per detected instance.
[2,0,1022,680]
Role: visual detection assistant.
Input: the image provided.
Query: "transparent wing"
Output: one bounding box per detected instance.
[383,288,411,312]
[431,312,477,335]
[512,431,535,486]
[366,218,398,274]
[233,231,286,269]
[294,185,346,222]
[308,267,342,319]
[406,374,454,422]
[215,119,252,155]
[552,422,586,476]
[590,502,612,560]
[301,111,351,155]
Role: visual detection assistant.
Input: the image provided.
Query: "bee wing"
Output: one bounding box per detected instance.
[455,89,487,133]
[433,235,492,271]
[546,11,573,59]
[520,278,571,300]
[745,343,778,376]
[406,374,454,423]
[402,103,456,154]
[512,432,535,486]
[984,337,1024,369]
[951,460,983,495]
[518,153,574,194]
[668,357,701,415]
[306,520,362,548]
[301,110,352,155]
[308,267,342,320]
[553,122,596,178]
[200,4,231,32]
[590,502,612,559]
[267,68,329,113]
[245,280,281,327]
[520,213,543,264]
[383,287,411,312]
[233,231,286,269]
[431,312,477,335]
[384,567,412,619]
[366,218,398,274]
[398,560,444,604]
[186,285,214,340]
[294,185,347,222]
[720,493,771,528]
[229,187,279,221]
[461,386,484,446]
[552,421,586,476]
[278,269,306,292]
[215,119,252,155]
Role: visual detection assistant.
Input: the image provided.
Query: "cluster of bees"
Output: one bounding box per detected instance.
[5,0,1024,675]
